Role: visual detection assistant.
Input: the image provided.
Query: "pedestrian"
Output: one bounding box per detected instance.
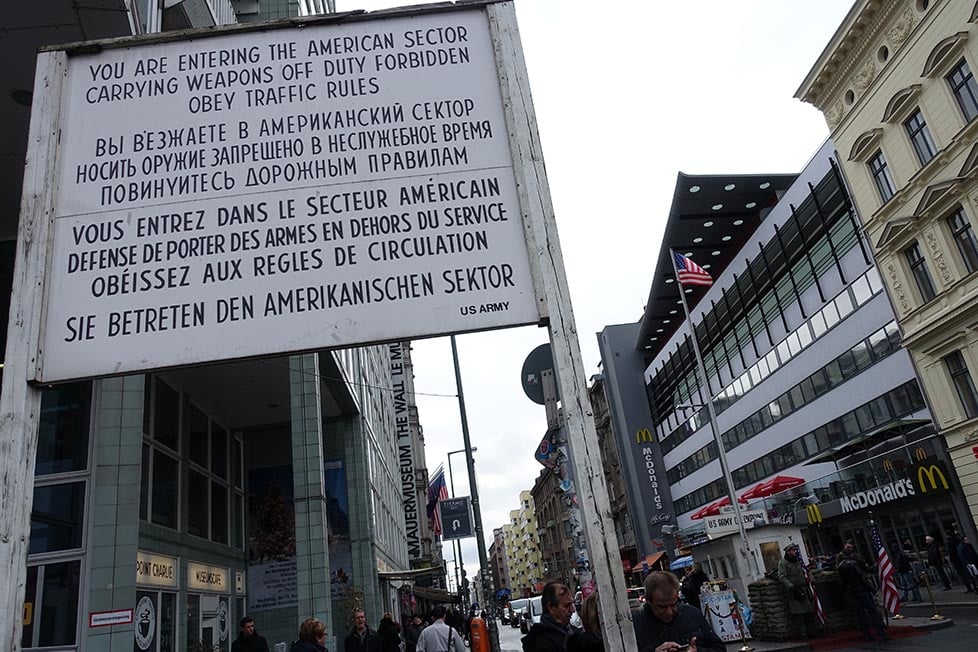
[345,610,381,652]
[377,612,401,652]
[776,543,814,639]
[926,535,952,590]
[633,571,724,652]
[680,563,709,610]
[946,530,975,592]
[416,605,465,652]
[837,544,888,643]
[567,593,603,652]
[291,618,329,652]
[521,581,576,652]
[232,616,270,652]
[404,615,423,652]
[892,542,921,603]
[958,535,978,587]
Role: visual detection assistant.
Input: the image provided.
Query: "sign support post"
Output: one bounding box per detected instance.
[0,50,66,651]
[487,5,635,649]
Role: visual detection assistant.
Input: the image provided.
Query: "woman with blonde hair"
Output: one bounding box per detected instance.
[291,618,328,652]
[567,593,603,651]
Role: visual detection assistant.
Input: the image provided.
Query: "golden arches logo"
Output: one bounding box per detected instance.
[806,504,822,525]
[882,458,894,472]
[915,447,927,461]
[636,429,654,444]
[916,465,949,492]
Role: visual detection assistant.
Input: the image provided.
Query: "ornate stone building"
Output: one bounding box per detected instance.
[798,0,978,537]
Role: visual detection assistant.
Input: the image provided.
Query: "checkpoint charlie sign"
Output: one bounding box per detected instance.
[39,5,539,382]
[3,3,639,649]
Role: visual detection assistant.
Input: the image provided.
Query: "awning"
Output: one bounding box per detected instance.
[409,585,461,603]
[804,419,932,465]
[634,551,667,571]
[670,555,694,570]
[378,566,444,580]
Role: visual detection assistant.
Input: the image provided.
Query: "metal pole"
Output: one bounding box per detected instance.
[447,451,465,603]
[451,335,500,652]
[671,250,760,583]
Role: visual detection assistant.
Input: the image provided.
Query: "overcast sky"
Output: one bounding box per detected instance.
[336,0,854,591]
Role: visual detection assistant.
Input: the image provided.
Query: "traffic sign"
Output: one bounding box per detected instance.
[440,497,474,541]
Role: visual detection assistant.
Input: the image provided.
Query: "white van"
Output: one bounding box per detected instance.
[523,595,543,633]
[508,598,528,628]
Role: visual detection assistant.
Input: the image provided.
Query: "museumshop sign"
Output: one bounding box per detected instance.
[796,460,953,525]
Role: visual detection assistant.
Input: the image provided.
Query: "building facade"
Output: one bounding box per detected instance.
[501,490,542,597]
[530,468,576,588]
[797,0,978,543]
[488,528,511,603]
[600,139,975,594]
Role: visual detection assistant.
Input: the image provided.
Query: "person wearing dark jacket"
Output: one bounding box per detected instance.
[567,593,603,652]
[522,581,577,652]
[959,535,978,582]
[776,543,814,638]
[838,547,888,643]
[377,613,401,652]
[404,615,423,652]
[291,618,328,652]
[946,531,975,592]
[892,543,921,603]
[232,616,270,652]
[926,535,952,590]
[680,564,709,610]
[633,571,724,652]
[345,611,381,652]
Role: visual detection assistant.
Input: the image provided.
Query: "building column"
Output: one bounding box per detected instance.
[290,354,332,639]
[85,375,144,651]
[341,414,382,621]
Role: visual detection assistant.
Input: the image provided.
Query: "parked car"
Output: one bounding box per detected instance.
[627,587,645,611]
[521,595,543,634]
[508,598,528,627]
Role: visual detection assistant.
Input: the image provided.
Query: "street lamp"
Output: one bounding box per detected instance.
[448,447,477,606]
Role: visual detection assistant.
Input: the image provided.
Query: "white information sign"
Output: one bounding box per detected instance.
[39,8,539,382]
[135,551,178,588]
[247,558,298,611]
[187,562,229,593]
[705,509,766,538]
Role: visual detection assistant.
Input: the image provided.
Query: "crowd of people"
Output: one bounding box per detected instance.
[229,531,978,652]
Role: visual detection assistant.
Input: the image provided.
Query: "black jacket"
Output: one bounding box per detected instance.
[566,631,603,652]
[838,555,874,593]
[377,618,401,652]
[345,627,381,652]
[521,615,572,652]
[633,604,724,652]
[290,640,327,652]
[232,632,270,652]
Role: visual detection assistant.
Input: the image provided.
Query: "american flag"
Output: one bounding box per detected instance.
[873,522,901,615]
[673,253,713,287]
[427,466,449,536]
[799,549,826,625]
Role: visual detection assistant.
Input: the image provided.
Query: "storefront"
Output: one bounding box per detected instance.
[134,551,179,652]
[185,562,232,652]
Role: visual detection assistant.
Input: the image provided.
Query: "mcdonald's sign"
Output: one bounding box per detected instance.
[882,458,893,472]
[914,447,927,461]
[915,463,950,493]
[806,504,823,525]
[636,428,654,444]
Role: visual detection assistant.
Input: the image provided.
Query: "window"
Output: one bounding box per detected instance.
[905,109,937,164]
[949,208,978,274]
[869,150,897,202]
[30,482,85,554]
[905,243,937,302]
[22,561,81,648]
[37,383,91,475]
[947,59,978,122]
[945,351,978,418]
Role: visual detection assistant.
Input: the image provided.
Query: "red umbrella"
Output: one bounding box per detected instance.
[762,475,805,495]
[689,504,710,520]
[739,482,769,501]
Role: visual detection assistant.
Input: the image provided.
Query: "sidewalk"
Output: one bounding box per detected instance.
[740,612,952,652]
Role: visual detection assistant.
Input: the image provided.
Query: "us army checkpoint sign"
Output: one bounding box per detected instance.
[439,497,474,541]
[35,6,541,382]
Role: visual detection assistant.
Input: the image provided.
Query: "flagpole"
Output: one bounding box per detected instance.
[669,249,759,583]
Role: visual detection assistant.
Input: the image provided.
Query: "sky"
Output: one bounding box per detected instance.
[336,0,855,590]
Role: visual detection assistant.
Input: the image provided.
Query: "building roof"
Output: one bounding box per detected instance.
[636,173,796,359]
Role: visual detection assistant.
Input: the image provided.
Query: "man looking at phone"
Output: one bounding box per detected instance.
[633,571,724,652]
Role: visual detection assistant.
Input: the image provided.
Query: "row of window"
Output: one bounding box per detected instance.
[648,171,858,437]
[667,319,900,486]
[674,379,926,516]
[731,380,926,488]
[140,376,246,550]
[902,207,978,306]
[869,59,977,203]
[660,267,883,456]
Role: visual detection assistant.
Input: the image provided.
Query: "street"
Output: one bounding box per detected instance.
[495,619,525,652]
